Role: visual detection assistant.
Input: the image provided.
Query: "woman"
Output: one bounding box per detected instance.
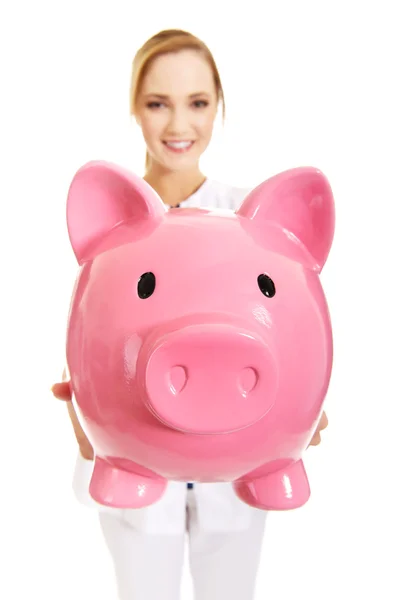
[53,29,328,600]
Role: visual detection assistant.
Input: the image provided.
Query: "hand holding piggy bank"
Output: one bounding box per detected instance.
[65,161,335,511]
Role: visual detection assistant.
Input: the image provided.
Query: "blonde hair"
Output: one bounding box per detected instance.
[129,29,225,169]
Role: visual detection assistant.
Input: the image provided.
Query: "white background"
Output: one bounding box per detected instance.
[1,1,399,598]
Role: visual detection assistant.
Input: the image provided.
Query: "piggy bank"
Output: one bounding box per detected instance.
[65,160,335,512]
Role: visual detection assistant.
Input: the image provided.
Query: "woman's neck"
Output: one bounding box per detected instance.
[144,164,206,207]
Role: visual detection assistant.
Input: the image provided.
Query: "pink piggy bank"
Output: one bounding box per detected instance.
[66,161,335,511]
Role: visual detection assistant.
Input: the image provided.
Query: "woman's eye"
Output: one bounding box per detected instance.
[147,102,165,109]
[193,100,208,108]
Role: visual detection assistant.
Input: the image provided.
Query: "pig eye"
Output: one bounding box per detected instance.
[138,272,156,299]
[258,274,276,298]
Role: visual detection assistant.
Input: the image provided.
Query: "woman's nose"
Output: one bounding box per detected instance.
[167,109,191,136]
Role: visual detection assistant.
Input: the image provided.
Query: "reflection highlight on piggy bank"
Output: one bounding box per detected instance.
[66,160,335,511]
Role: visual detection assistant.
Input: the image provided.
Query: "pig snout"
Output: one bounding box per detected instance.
[141,324,277,434]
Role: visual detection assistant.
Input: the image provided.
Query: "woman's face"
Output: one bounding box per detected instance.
[135,49,219,172]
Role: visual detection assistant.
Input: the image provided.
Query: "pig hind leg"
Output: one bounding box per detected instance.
[90,457,168,509]
[234,459,311,510]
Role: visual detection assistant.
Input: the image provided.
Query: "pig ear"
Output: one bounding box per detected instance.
[236,167,335,272]
[67,160,166,264]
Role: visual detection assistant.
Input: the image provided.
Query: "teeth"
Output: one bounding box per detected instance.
[165,141,192,149]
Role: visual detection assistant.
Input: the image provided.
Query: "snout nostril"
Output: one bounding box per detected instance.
[168,366,187,395]
[238,368,258,397]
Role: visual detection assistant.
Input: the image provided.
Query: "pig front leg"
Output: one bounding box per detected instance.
[233,459,310,511]
[89,457,168,509]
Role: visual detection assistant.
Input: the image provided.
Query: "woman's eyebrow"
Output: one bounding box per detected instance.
[190,92,211,98]
[144,92,211,99]
[144,93,169,99]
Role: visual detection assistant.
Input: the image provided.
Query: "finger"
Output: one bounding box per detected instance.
[308,432,321,447]
[319,411,329,431]
[79,445,94,461]
[51,382,72,401]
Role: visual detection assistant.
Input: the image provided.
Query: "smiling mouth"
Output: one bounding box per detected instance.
[163,141,195,153]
